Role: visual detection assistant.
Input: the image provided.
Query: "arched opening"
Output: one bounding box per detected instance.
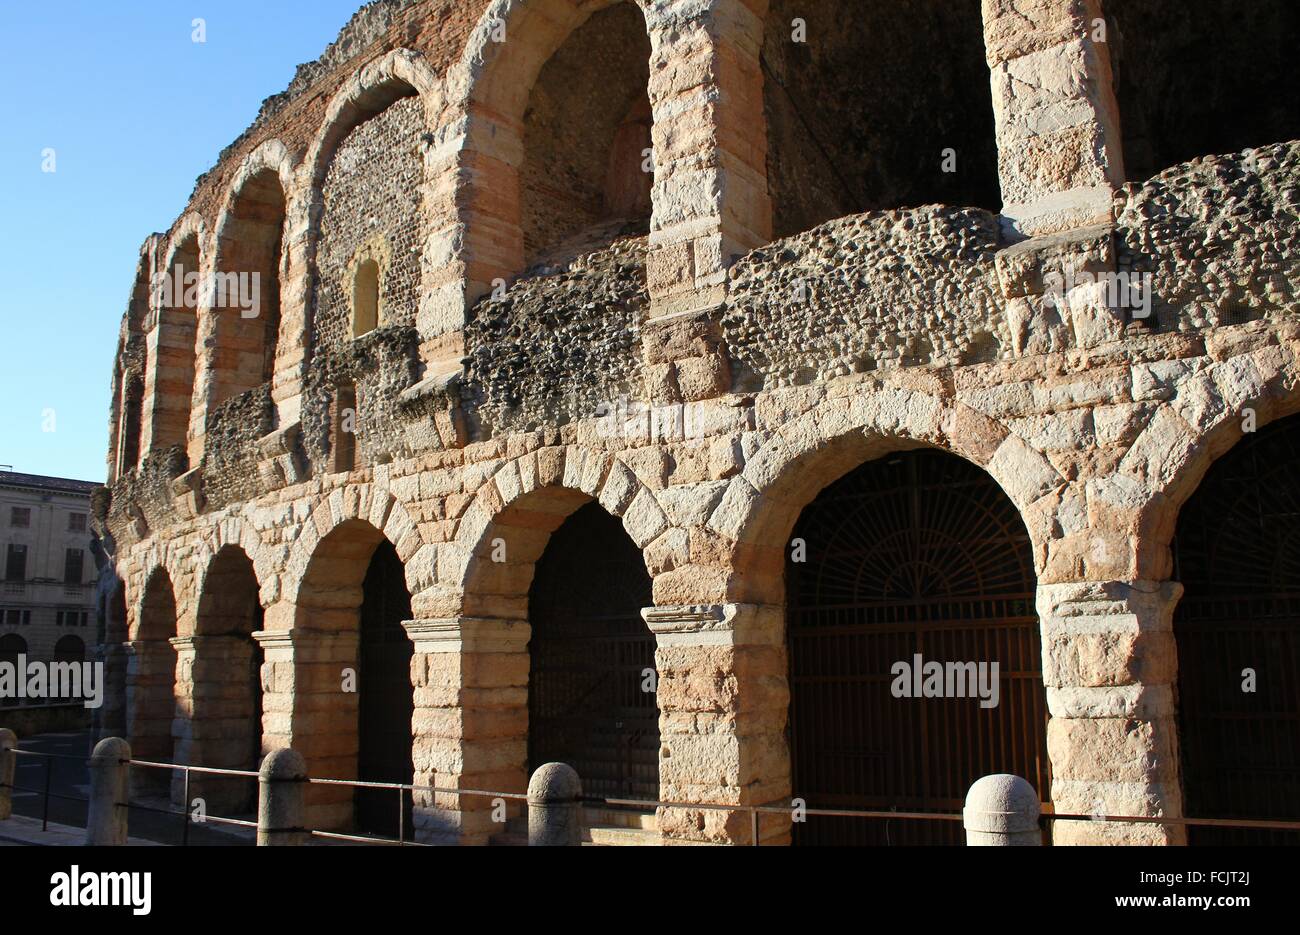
[148,235,200,452]
[761,0,999,239]
[527,501,658,801]
[352,258,380,337]
[186,546,263,813]
[294,520,414,835]
[520,1,652,266]
[1171,414,1300,845]
[53,635,85,661]
[116,373,144,475]
[0,634,26,708]
[355,539,414,837]
[785,449,1046,845]
[212,168,285,407]
[128,570,179,797]
[314,81,422,355]
[1107,0,1300,182]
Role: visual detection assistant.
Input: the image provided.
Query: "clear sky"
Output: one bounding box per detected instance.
[0,1,366,484]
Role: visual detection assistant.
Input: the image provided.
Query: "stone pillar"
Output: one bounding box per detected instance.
[85,737,131,845]
[982,0,1125,237]
[965,774,1043,845]
[257,747,308,846]
[403,617,531,845]
[123,639,177,796]
[528,762,582,846]
[644,603,790,845]
[95,641,130,742]
[645,0,771,320]
[1037,579,1185,844]
[253,627,360,831]
[170,635,261,813]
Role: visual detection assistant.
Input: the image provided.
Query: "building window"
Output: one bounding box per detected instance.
[332,383,358,473]
[68,513,86,532]
[9,507,30,528]
[352,259,381,337]
[5,544,27,581]
[3,609,31,626]
[64,548,84,584]
[56,610,88,628]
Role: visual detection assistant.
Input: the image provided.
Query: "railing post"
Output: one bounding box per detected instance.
[257,748,307,846]
[964,774,1042,846]
[0,728,15,820]
[85,737,131,845]
[527,762,582,846]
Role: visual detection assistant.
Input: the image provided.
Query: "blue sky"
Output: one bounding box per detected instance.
[0,1,364,483]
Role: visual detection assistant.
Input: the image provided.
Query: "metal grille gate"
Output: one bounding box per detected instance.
[1173,416,1300,845]
[787,450,1048,845]
[528,502,659,800]
[356,539,415,837]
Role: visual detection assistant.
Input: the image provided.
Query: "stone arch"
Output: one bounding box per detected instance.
[451,447,666,618]
[438,0,655,340]
[281,486,429,615]
[288,513,418,832]
[708,389,1060,604]
[144,215,207,458]
[110,241,159,480]
[204,139,297,421]
[1164,409,1300,844]
[178,543,266,810]
[305,48,440,190]
[1121,345,1300,581]
[126,566,180,794]
[191,517,276,617]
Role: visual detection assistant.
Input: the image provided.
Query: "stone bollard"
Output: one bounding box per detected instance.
[527,762,582,846]
[258,748,308,846]
[0,728,16,821]
[964,773,1042,846]
[85,737,131,845]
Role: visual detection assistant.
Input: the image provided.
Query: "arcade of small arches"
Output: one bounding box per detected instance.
[96,381,1300,845]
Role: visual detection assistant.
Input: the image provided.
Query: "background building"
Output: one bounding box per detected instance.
[0,470,100,667]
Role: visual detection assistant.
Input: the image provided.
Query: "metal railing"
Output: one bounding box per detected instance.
[4,734,1300,845]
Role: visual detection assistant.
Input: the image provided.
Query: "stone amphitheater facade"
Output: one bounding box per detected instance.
[95,0,1300,845]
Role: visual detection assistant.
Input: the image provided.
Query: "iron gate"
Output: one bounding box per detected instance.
[356,539,414,837]
[1173,416,1300,845]
[528,501,659,800]
[787,450,1049,845]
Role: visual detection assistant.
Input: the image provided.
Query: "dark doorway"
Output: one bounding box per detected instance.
[786,450,1047,845]
[355,539,414,837]
[1172,416,1300,845]
[528,501,658,800]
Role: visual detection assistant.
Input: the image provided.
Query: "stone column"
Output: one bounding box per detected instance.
[95,641,130,742]
[123,639,177,797]
[644,603,790,845]
[644,0,771,319]
[983,0,1125,237]
[253,627,360,831]
[1037,579,1185,844]
[403,616,531,845]
[170,635,261,813]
